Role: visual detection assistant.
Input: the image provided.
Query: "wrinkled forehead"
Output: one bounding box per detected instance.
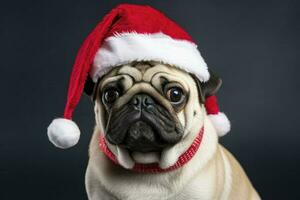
[99,62,194,89]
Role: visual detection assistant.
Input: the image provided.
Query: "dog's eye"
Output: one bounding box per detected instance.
[103,88,119,104]
[166,87,184,103]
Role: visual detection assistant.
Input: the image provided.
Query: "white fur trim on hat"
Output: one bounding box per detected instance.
[91,32,210,82]
[208,112,231,137]
[47,118,80,149]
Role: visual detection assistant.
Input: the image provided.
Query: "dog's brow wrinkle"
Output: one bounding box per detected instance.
[100,76,123,90]
[118,65,143,82]
[142,64,173,82]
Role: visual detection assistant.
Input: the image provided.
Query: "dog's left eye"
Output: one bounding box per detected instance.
[166,87,184,104]
[103,88,120,104]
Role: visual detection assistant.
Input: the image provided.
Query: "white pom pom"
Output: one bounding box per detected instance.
[47,118,80,149]
[208,112,231,137]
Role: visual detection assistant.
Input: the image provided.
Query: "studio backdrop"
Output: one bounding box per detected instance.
[0,0,299,199]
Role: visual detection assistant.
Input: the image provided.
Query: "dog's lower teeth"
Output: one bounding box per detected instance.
[131,152,160,164]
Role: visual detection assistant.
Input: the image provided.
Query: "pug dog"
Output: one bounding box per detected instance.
[84,62,260,200]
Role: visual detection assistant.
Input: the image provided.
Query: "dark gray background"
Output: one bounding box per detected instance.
[1,0,299,199]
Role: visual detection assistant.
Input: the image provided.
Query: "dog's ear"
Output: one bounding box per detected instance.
[190,69,222,103]
[84,76,97,99]
[201,69,222,97]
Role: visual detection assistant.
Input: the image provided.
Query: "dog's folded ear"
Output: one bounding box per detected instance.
[201,69,222,97]
[84,76,96,97]
[190,69,222,103]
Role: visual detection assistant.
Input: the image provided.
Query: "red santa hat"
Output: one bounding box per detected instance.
[47,4,230,149]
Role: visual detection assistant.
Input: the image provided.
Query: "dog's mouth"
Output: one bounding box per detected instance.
[105,117,182,167]
[119,120,164,165]
[100,125,205,171]
[108,119,170,165]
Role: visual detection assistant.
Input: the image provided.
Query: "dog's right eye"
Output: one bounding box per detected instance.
[103,88,120,104]
[166,87,184,104]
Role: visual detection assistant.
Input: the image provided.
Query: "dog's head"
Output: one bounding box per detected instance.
[85,62,221,168]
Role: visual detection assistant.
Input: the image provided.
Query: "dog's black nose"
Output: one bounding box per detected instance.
[130,93,154,110]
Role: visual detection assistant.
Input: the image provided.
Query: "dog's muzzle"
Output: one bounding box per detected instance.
[105,93,183,153]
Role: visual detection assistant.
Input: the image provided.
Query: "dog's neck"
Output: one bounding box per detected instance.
[98,126,205,173]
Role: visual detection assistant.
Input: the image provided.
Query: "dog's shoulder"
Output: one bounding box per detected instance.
[219,145,261,200]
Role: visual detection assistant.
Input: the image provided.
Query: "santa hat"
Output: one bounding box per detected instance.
[47,4,230,149]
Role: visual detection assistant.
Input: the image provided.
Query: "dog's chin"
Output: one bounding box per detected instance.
[114,144,178,169]
[111,135,181,169]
